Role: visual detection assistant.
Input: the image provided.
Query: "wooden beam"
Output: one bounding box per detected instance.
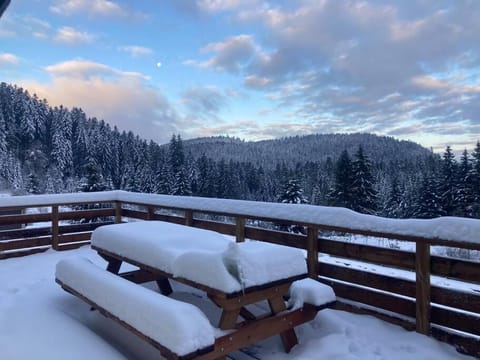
[416,241,431,335]
[197,305,318,360]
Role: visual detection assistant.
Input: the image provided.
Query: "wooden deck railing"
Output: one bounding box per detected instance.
[0,191,478,357]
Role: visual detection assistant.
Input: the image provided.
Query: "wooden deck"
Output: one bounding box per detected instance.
[0,191,479,358]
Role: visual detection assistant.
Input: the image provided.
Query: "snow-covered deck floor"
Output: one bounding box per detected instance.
[0,246,473,360]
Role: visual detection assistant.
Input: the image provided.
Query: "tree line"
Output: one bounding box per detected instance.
[1,82,479,219]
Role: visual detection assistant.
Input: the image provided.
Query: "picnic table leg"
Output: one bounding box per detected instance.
[156,278,173,296]
[106,257,122,274]
[219,308,241,330]
[268,295,298,352]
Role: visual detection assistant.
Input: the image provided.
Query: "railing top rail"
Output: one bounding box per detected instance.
[0,190,479,248]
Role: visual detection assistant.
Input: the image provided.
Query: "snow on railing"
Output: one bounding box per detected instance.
[1,190,479,246]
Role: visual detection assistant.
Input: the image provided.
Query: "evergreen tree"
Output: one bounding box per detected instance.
[328,150,354,209]
[168,134,185,174]
[277,179,308,234]
[385,176,402,218]
[471,142,480,217]
[350,146,378,214]
[438,146,458,216]
[278,179,308,204]
[196,154,216,197]
[170,168,191,196]
[79,157,108,192]
[26,173,41,194]
[0,111,6,155]
[414,173,443,218]
[50,106,73,179]
[455,150,475,217]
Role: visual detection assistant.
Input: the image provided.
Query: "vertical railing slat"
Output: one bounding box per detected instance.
[114,201,122,223]
[147,206,155,220]
[236,217,245,242]
[185,210,193,226]
[416,241,431,335]
[51,205,59,250]
[307,226,319,278]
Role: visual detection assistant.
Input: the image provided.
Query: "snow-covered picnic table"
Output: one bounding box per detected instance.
[56,221,336,359]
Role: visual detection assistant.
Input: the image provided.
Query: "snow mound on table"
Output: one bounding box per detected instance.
[91,221,232,274]
[288,278,336,309]
[222,241,308,288]
[56,257,215,356]
[173,250,242,293]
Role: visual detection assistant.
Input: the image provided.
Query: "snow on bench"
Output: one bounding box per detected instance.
[288,278,336,310]
[55,257,215,359]
[91,221,308,293]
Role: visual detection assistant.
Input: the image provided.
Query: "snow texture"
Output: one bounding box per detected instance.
[91,221,307,292]
[0,247,473,360]
[55,257,215,356]
[288,278,336,309]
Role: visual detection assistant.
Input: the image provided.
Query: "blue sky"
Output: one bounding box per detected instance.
[1,0,479,151]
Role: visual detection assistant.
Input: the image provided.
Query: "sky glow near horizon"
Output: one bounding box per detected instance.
[1,0,479,152]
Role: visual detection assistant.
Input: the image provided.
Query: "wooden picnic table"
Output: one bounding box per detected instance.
[59,221,336,359]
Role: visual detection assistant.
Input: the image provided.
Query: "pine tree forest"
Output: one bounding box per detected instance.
[1,82,479,219]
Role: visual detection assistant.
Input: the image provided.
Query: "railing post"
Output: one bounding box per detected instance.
[52,205,59,250]
[307,226,319,278]
[185,210,193,226]
[416,241,431,335]
[236,217,245,243]
[146,206,155,220]
[114,201,122,224]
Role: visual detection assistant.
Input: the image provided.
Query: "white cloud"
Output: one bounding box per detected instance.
[0,53,20,66]
[201,34,262,73]
[20,59,178,144]
[193,0,480,149]
[196,0,260,12]
[118,45,154,58]
[50,0,127,17]
[181,85,228,120]
[54,26,95,45]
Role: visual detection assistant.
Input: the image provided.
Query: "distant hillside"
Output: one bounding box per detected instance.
[182,134,432,169]
[3,81,478,220]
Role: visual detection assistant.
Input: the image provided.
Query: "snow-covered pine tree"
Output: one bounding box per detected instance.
[26,172,41,194]
[455,149,475,217]
[278,179,308,204]
[170,167,191,196]
[79,156,108,193]
[438,146,458,216]
[50,106,73,179]
[328,149,354,209]
[384,176,403,218]
[277,179,308,234]
[351,146,378,214]
[195,154,216,197]
[414,173,443,218]
[471,141,480,217]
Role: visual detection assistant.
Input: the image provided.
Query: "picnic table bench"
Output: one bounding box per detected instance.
[56,221,336,359]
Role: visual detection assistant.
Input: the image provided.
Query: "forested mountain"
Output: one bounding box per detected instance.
[182,133,430,170]
[1,82,479,219]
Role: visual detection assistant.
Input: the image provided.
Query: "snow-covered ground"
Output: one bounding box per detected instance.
[0,246,473,360]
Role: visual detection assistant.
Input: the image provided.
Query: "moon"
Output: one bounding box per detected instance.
[156,61,162,68]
